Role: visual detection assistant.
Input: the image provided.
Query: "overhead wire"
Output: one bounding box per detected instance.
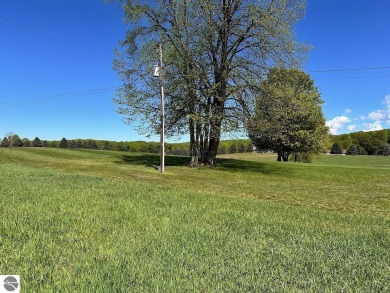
[0,15,111,64]
[0,2,389,107]
[313,75,390,80]
[0,86,119,107]
[36,0,118,42]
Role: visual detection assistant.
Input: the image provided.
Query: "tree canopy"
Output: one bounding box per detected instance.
[113,0,308,165]
[248,68,328,161]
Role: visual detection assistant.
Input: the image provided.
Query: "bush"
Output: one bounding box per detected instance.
[10,135,23,147]
[378,143,390,157]
[1,137,9,147]
[346,144,358,155]
[357,145,367,155]
[330,142,342,154]
[229,144,237,154]
[32,137,42,147]
[294,152,314,163]
[59,138,68,148]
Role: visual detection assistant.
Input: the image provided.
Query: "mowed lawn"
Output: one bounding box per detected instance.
[0,148,389,291]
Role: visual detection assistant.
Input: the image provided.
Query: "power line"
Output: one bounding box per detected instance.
[0,15,111,64]
[0,86,119,107]
[308,66,390,73]
[303,5,390,21]
[36,0,118,42]
[309,32,390,44]
[313,75,390,80]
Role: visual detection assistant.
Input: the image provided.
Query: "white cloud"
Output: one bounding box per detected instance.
[385,95,390,120]
[344,108,353,114]
[347,125,356,131]
[368,110,386,121]
[326,116,351,134]
[363,121,383,132]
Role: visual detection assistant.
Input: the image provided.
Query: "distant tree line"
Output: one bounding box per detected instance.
[328,129,390,156]
[0,134,255,156]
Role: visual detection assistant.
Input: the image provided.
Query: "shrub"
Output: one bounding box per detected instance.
[294,152,314,163]
[10,135,23,147]
[59,138,68,148]
[330,142,342,154]
[1,137,9,147]
[378,143,390,157]
[32,137,42,147]
[346,144,358,155]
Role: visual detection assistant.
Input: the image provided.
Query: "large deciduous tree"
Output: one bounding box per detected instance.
[248,68,328,162]
[113,0,307,165]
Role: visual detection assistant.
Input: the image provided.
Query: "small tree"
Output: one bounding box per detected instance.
[330,142,342,154]
[1,137,9,147]
[59,138,68,148]
[32,137,42,147]
[229,144,237,154]
[248,69,328,162]
[246,143,254,153]
[346,144,358,156]
[378,143,390,157]
[22,138,31,147]
[10,135,23,147]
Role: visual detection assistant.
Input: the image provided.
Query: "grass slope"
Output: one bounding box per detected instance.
[0,148,389,291]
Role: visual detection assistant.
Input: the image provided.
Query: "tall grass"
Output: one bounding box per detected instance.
[0,148,389,291]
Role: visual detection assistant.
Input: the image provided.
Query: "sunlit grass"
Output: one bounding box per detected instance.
[0,148,389,291]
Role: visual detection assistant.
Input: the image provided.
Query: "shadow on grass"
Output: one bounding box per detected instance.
[115,153,291,175]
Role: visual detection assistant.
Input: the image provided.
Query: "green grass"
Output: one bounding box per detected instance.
[0,148,389,291]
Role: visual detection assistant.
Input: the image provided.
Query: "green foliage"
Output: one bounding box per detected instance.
[10,134,23,147]
[346,144,358,156]
[246,143,254,153]
[114,0,308,165]
[1,137,10,147]
[378,143,390,157]
[32,137,42,147]
[229,144,237,154]
[59,138,68,148]
[248,68,328,161]
[330,142,343,154]
[331,133,353,150]
[357,144,367,155]
[22,138,31,147]
[294,152,314,163]
[330,129,390,155]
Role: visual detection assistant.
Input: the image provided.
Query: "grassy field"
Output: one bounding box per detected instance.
[0,148,389,291]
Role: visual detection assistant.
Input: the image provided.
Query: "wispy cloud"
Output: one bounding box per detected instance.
[368,110,386,121]
[327,94,390,134]
[363,121,383,132]
[326,116,351,134]
[361,95,390,131]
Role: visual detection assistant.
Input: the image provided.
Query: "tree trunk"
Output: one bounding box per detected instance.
[189,118,199,167]
[206,136,220,165]
[282,152,290,162]
[204,111,223,165]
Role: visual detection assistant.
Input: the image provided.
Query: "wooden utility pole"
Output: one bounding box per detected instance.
[158,43,165,173]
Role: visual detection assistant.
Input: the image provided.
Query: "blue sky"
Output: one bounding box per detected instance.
[1,0,389,142]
